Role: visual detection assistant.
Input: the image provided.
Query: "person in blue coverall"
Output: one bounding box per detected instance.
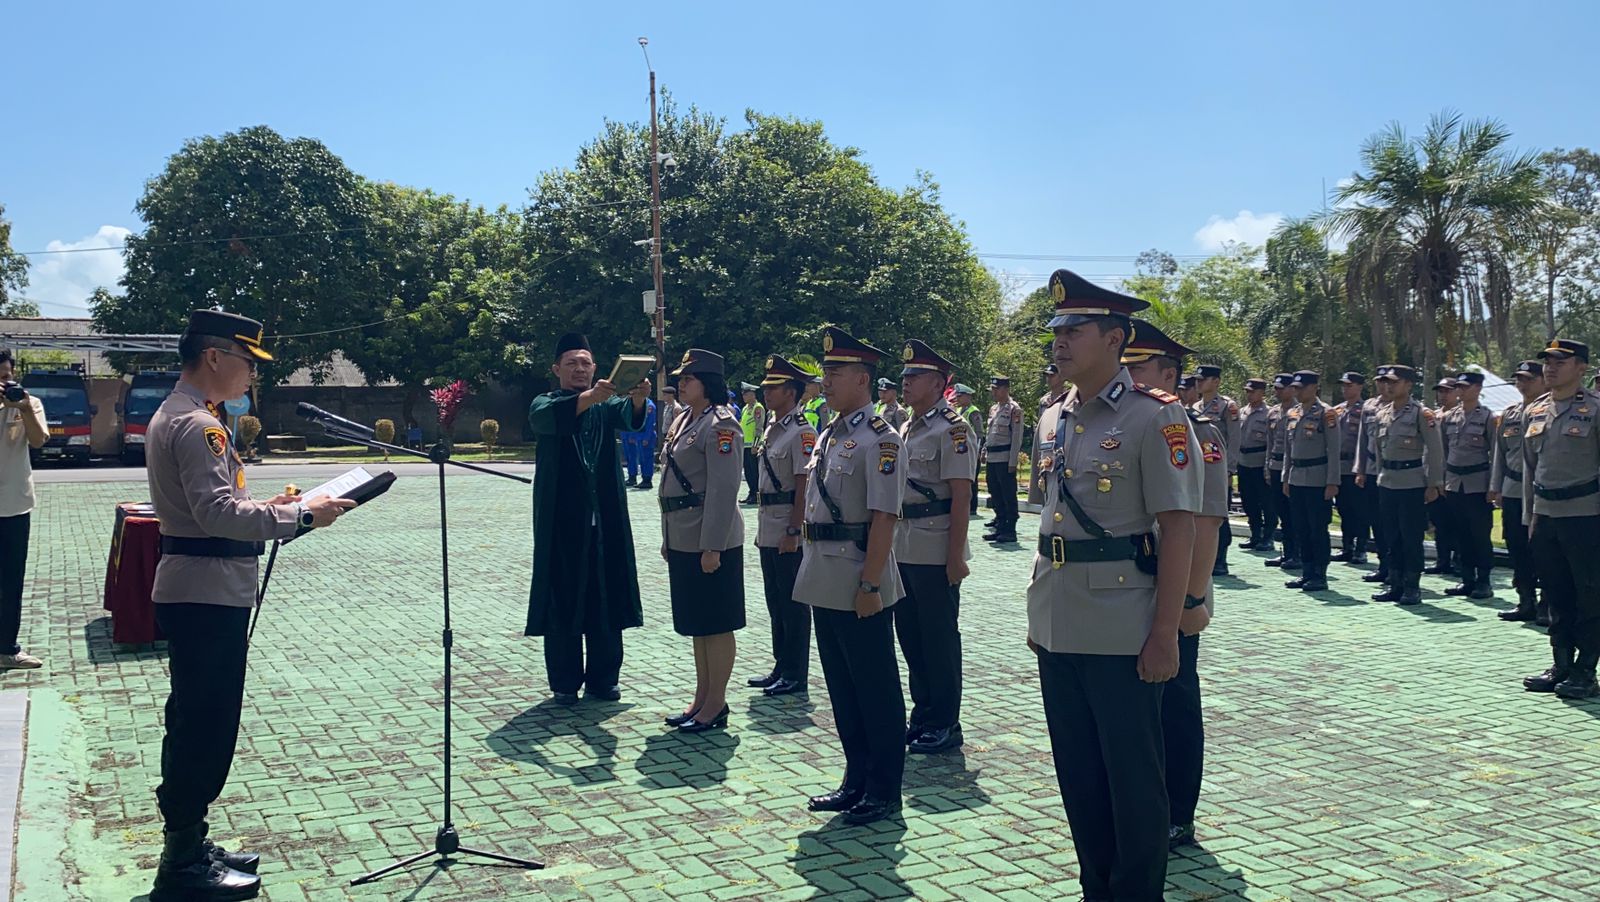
[622,378,657,489]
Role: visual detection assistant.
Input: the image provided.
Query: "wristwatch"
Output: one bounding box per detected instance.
[858,580,881,595]
[784,527,802,538]
[298,503,315,529]
[1183,593,1206,610]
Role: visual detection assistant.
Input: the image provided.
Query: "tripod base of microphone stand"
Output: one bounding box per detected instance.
[348,825,543,886]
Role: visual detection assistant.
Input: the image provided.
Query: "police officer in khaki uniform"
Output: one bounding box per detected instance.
[893,340,975,755]
[1441,371,1497,599]
[954,384,984,517]
[875,378,909,432]
[1030,364,1069,506]
[1192,364,1238,576]
[1355,377,1392,586]
[795,327,908,825]
[146,310,355,901]
[1332,373,1371,565]
[1519,339,1600,698]
[1356,365,1444,606]
[1029,270,1201,902]
[1426,377,1462,576]
[1236,378,1272,550]
[1490,361,1544,623]
[1119,319,1221,851]
[659,349,746,733]
[1264,373,1301,568]
[1283,371,1340,591]
[984,377,1025,543]
[748,355,818,697]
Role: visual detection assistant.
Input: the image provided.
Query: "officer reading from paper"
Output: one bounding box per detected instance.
[144,309,355,901]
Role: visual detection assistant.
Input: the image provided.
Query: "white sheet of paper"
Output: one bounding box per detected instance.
[300,467,375,501]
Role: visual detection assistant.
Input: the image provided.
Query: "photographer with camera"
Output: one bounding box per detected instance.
[0,350,49,670]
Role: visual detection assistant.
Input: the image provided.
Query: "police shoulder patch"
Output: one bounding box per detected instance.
[1134,383,1180,404]
[716,429,736,454]
[1162,422,1190,468]
[202,426,228,458]
[869,415,890,434]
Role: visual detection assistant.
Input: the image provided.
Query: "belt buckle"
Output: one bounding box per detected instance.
[802,523,814,542]
[1051,535,1066,570]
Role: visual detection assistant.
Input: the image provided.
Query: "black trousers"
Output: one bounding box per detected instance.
[1501,495,1536,604]
[1290,484,1332,577]
[1364,480,1387,572]
[1238,465,1266,540]
[1335,474,1369,553]
[758,545,811,681]
[814,606,906,800]
[1446,491,1494,584]
[1428,496,1456,566]
[893,563,963,731]
[0,513,29,654]
[1037,649,1167,902]
[1162,633,1203,828]
[543,536,624,693]
[1380,487,1427,588]
[1267,469,1298,556]
[987,462,1018,531]
[155,603,251,833]
[1529,514,1600,652]
[743,448,760,497]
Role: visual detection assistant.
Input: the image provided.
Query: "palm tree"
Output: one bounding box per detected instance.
[1320,112,1547,381]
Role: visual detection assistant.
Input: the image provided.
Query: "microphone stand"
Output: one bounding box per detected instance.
[291,422,542,885]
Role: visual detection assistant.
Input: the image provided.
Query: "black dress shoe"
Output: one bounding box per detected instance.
[1397,589,1422,606]
[1285,576,1309,589]
[637,480,653,490]
[205,840,260,875]
[741,494,759,505]
[1330,550,1351,563]
[664,708,701,727]
[586,685,621,702]
[1423,563,1455,575]
[1362,571,1389,583]
[1348,553,1369,565]
[987,533,1017,544]
[905,723,927,745]
[1168,823,1197,848]
[1444,583,1472,597]
[1371,586,1402,602]
[1239,538,1259,550]
[1299,578,1329,592]
[624,477,638,487]
[909,724,963,754]
[1499,607,1537,622]
[1264,556,1287,568]
[843,796,900,825]
[808,787,865,812]
[1469,583,1494,600]
[763,678,807,697]
[747,671,780,688]
[150,859,261,902]
[1281,558,1302,571]
[678,705,729,733]
[551,691,580,706]
[1211,562,1230,577]
[1554,670,1600,699]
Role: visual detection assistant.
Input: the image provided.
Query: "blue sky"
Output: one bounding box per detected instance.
[3,0,1596,316]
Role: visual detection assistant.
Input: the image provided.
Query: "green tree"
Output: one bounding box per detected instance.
[1127,249,1261,383]
[95,126,375,398]
[1322,111,1547,381]
[1524,148,1600,340]
[0,203,31,312]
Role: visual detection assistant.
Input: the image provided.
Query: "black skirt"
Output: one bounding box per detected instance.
[666,547,747,637]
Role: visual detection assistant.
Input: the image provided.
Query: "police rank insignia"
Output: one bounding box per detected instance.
[1100,438,1120,450]
[203,426,228,457]
[843,440,857,450]
[1201,440,1224,463]
[1162,422,1190,468]
[716,430,736,454]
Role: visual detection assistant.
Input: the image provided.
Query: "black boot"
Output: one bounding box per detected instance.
[624,475,637,487]
[150,824,261,901]
[1362,569,1389,584]
[1524,646,1575,693]
[1444,582,1473,597]
[200,821,259,874]
[1499,591,1538,622]
[1555,650,1600,699]
[1331,542,1352,563]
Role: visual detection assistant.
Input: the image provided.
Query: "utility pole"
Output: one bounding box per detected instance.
[641,37,667,442]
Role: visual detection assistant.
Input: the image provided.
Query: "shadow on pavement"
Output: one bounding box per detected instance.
[1169,842,1249,897]
[85,615,168,666]
[1395,603,1476,624]
[742,691,818,736]
[484,699,622,785]
[633,729,740,789]
[904,746,992,814]
[793,817,910,899]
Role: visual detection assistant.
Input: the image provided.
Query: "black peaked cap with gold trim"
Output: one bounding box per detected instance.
[820,326,887,368]
[1046,269,1150,329]
[901,339,954,378]
[761,354,812,388]
[1121,318,1193,367]
[185,309,273,362]
[669,348,725,378]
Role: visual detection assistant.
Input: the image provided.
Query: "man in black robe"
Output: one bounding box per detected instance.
[526,332,648,703]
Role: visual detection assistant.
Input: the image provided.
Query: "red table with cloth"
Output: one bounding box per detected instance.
[103,502,164,644]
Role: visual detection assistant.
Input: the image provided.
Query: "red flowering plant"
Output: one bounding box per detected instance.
[430,380,471,445]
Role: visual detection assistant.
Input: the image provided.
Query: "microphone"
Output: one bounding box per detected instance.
[296,402,375,439]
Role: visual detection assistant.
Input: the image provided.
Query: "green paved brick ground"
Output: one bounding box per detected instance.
[4,474,1599,901]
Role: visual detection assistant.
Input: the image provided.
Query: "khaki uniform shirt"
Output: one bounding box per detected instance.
[146,381,299,607]
[755,411,817,548]
[1266,403,1293,474]
[1238,403,1271,469]
[1030,390,1068,505]
[794,404,906,609]
[876,401,908,433]
[895,401,977,566]
[1490,401,1527,499]
[1193,414,1230,519]
[659,404,745,553]
[1521,389,1600,518]
[1285,399,1341,488]
[1026,369,1203,655]
[1354,397,1387,477]
[1442,403,1495,494]
[1335,399,1363,476]
[1192,394,1240,473]
[1360,399,1444,490]
[985,400,1024,468]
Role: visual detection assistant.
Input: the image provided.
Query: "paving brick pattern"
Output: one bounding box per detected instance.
[4,475,1599,900]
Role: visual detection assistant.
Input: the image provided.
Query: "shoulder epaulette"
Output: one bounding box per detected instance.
[940,407,964,426]
[869,415,890,434]
[1133,383,1179,404]
[1187,410,1213,424]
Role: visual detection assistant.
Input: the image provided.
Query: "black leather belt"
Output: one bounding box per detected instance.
[1291,456,1328,467]
[987,444,1011,453]
[1504,467,1522,482]
[159,536,265,558]
[1534,479,1600,501]
[659,493,705,513]
[1037,534,1144,567]
[1269,453,1284,461]
[1446,462,1490,475]
[1339,453,1355,461]
[902,499,953,519]
[803,522,870,542]
[758,491,795,507]
[1382,459,1423,470]
[1240,445,1267,454]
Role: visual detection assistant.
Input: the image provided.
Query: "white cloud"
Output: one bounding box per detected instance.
[1193,210,1284,252]
[22,226,132,316]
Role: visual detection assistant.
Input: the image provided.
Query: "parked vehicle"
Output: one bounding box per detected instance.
[119,370,179,464]
[22,368,95,465]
